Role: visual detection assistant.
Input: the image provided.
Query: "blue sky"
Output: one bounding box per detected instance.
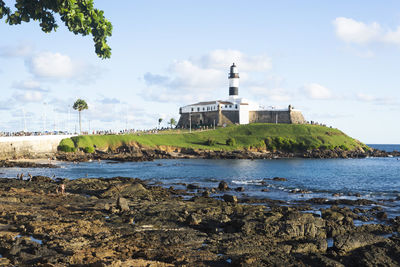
[0,0,400,143]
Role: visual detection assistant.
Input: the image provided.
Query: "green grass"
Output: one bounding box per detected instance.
[58,123,369,152]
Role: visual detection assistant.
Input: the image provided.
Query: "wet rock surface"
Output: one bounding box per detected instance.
[55,146,400,163]
[0,160,58,168]
[0,177,398,266]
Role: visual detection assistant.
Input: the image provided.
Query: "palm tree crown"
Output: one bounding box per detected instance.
[73,99,88,112]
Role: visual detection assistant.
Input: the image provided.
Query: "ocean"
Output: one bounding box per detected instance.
[368,144,400,152]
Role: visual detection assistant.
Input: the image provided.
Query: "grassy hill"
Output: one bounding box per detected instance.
[58,123,369,153]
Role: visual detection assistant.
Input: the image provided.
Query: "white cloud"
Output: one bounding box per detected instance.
[24,51,103,83]
[168,60,225,90]
[383,26,400,45]
[27,52,75,79]
[12,79,48,92]
[142,50,273,104]
[13,91,43,103]
[0,44,34,58]
[356,92,397,105]
[198,49,272,72]
[333,17,400,49]
[303,83,332,99]
[333,17,381,44]
[0,99,15,110]
[248,86,292,102]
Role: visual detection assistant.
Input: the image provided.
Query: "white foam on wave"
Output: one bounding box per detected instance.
[231,179,263,185]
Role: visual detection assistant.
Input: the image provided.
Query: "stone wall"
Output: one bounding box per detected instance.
[177,111,220,128]
[289,110,306,124]
[178,109,305,128]
[219,111,239,125]
[249,110,306,124]
[0,135,75,159]
[249,110,291,124]
[177,110,240,128]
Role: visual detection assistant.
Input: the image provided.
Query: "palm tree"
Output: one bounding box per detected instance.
[73,99,88,134]
[158,118,163,129]
[169,118,176,129]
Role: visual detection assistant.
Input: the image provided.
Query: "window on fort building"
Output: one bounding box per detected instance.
[229,105,232,108]
[235,105,238,109]
[203,107,205,111]
[191,108,194,112]
[197,107,200,112]
[225,105,227,108]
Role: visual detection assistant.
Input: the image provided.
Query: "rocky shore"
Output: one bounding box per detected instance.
[0,177,399,266]
[0,160,59,169]
[55,145,400,163]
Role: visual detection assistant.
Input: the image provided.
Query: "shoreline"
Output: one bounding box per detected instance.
[0,176,399,266]
[55,147,400,163]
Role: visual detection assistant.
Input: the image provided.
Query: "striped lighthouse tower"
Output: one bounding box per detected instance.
[229,63,239,98]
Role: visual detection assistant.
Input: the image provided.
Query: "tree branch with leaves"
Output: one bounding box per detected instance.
[0,0,112,59]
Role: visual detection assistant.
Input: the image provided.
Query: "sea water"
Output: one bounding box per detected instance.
[0,145,399,216]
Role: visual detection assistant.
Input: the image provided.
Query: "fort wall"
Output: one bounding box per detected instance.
[177,109,305,128]
[219,111,239,126]
[177,111,220,128]
[249,110,291,124]
[289,110,306,124]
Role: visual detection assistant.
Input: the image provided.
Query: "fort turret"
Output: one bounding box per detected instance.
[229,63,239,98]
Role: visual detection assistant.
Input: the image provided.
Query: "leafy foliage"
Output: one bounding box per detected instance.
[83,146,95,153]
[73,99,88,111]
[205,138,216,146]
[58,138,76,152]
[169,118,176,128]
[0,0,112,58]
[226,137,236,146]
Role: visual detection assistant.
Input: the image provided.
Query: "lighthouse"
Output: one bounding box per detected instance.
[229,63,239,98]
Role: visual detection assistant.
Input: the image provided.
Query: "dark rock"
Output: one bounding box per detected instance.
[100,183,148,198]
[377,211,387,220]
[202,190,210,197]
[31,176,53,183]
[234,187,245,192]
[261,188,270,192]
[334,233,385,254]
[117,197,129,212]
[186,213,201,225]
[273,177,287,181]
[186,184,201,190]
[223,194,238,204]
[0,160,58,169]
[218,181,229,191]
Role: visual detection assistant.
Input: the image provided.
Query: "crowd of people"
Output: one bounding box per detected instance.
[0,131,70,137]
[0,125,213,138]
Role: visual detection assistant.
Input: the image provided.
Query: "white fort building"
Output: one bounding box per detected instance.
[177,63,305,128]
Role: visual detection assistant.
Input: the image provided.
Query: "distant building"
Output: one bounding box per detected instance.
[177,63,305,128]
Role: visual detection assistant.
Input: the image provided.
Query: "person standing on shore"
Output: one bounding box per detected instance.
[60,183,65,195]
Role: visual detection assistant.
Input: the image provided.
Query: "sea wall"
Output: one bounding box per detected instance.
[0,135,76,160]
